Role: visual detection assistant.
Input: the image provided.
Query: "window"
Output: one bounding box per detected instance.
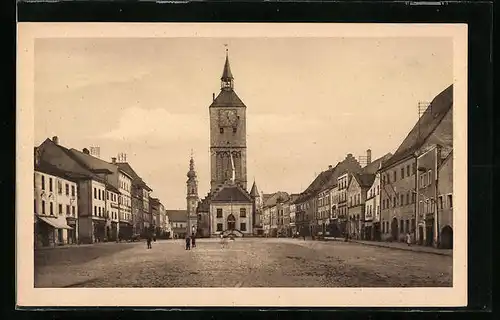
[406,193,410,205]
[420,175,425,188]
[400,219,404,233]
[98,189,101,200]
[419,201,423,214]
[94,188,97,199]
[50,202,54,215]
[217,223,223,231]
[393,197,396,208]
[49,178,53,192]
[447,194,453,208]
[349,197,352,206]
[72,206,75,216]
[240,223,247,231]
[406,165,410,177]
[401,168,405,179]
[216,209,223,218]
[66,205,70,216]
[233,127,237,133]
[438,196,443,209]
[412,193,416,203]
[57,181,62,194]
[71,185,75,197]
[42,200,45,214]
[220,127,224,134]
[405,220,409,233]
[94,206,97,216]
[393,171,397,182]
[412,163,416,174]
[400,194,404,206]
[41,176,45,190]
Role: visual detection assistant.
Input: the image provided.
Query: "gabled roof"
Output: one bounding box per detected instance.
[116,162,153,191]
[37,139,104,183]
[263,191,290,208]
[382,84,453,169]
[362,153,393,174]
[353,173,376,188]
[68,148,116,175]
[211,184,253,203]
[166,210,188,222]
[287,194,301,204]
[209,90,246,108]
[35,159,78,182]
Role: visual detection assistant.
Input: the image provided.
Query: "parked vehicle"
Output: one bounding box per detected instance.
[131,234,141,242]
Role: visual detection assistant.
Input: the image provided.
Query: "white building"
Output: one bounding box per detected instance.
[34,162,78,247]
[364,172,382,241]
[106,186,120,241]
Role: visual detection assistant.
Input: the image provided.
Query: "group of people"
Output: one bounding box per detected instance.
[185,233,196,250]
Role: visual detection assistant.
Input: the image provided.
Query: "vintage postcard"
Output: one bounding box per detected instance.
[17,23,467,307]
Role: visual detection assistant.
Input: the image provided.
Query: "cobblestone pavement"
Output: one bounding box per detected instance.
[34,238,452,288]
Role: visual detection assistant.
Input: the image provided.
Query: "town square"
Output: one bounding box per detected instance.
[35,238,451,288]
[30,35,454,288]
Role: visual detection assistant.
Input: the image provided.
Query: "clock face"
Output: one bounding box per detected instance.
[219,109,238,127]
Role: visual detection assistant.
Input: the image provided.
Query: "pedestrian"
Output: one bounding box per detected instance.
[191,233,196,248]
[185,234,191,250]
[146,234,152,249]
[220,233,226,249]
[406,232,412,246]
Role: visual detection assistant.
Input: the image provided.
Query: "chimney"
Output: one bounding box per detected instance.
[111,157,117,164]
[82,148,90,155]
[213,93,215,101]
[366,149,372,164]
[328,165,333,170]
[52,136,59,145]
[346,153,353,159]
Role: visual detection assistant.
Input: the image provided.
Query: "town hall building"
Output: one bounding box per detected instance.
[191,50,260,237]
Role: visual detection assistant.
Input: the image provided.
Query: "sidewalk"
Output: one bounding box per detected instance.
[323,237,453,256]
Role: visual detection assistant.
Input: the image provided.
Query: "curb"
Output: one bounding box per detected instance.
[348,240,453,257]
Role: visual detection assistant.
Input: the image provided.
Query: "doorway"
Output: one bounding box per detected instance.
[440,225,453,249]
[391,218,398,241]
[227,214,236,230]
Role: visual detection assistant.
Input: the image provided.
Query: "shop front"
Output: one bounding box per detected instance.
[119,221,133,241]
[66,217,78,244]
[35,215,73,247]
[93,219,106,243]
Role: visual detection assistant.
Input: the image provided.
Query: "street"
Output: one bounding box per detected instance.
[34,238,452,288]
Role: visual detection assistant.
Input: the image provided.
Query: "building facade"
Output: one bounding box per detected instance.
[209,184,253,237]
[34,162,77,247]
[380,85,452,245]
[364,172,381,241]
[105,186,120,241]
[167,210,188,239]
[437,151,453,249]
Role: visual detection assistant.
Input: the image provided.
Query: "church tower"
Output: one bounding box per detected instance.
[209,50,248,193]
[186,153,199,235]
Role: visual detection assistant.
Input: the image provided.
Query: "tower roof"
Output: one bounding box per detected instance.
[250,181,260,197]
[187,155,197,179]
[221,50,234,81]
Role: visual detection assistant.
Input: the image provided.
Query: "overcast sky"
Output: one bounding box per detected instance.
[34,37,452,209]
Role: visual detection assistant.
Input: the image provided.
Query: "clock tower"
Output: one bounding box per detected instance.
[209,50,248,192]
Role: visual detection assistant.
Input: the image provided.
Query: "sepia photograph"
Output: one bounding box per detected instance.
[17,23,467,307]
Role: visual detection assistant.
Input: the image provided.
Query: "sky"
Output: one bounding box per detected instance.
[34,37,453,209]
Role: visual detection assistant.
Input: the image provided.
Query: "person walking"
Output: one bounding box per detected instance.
[406,232,412,246]
[146,234,152,249]
[191,233,196,248]
[185,234,191,250]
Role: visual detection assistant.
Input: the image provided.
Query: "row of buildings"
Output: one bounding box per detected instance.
[259,84,454,249]
[33,137,174,247]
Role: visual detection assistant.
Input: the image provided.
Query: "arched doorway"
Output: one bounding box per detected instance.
[391,217,398,241]
[440,225,453,249]
[227,214,236,231]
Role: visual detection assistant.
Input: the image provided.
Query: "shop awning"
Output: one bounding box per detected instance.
[38,216,73,230]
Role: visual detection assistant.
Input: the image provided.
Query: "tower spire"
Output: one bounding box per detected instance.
[221,47,234,91]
